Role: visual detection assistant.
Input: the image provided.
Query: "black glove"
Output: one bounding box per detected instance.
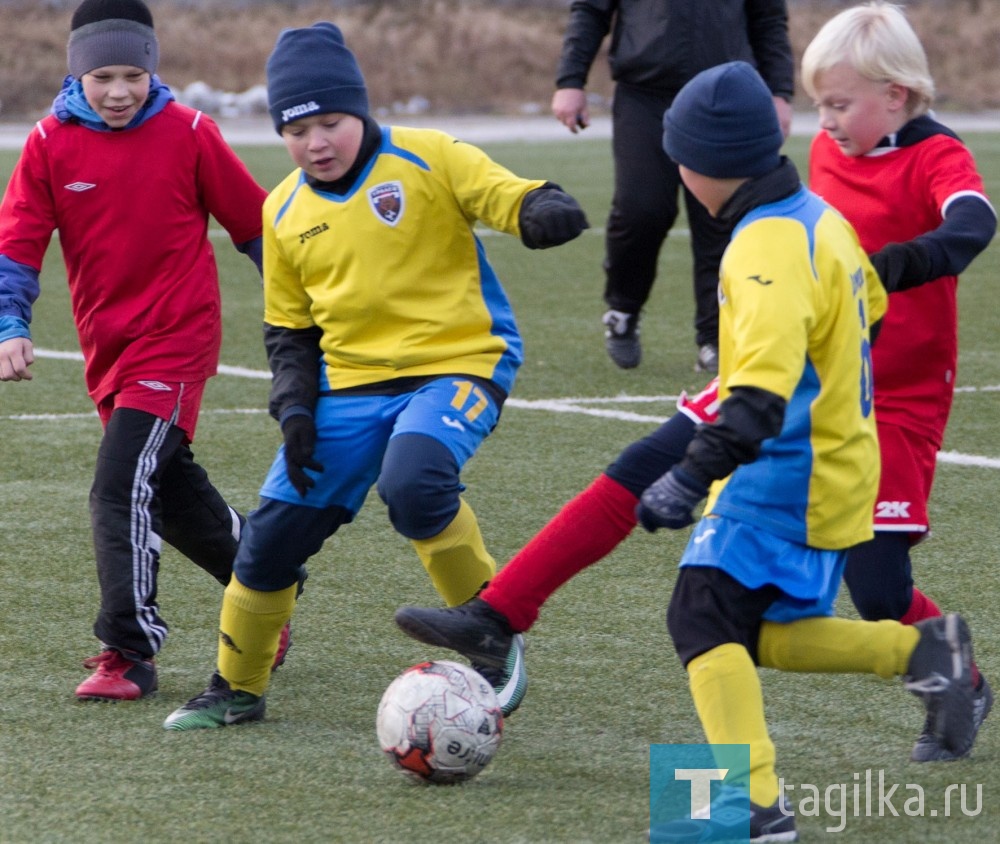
[519,188,589,249]
[870,241,933,293]
[281,414,325,498]
[636,468,708,532]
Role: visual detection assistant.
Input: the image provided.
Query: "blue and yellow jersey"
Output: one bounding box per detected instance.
[705,187,888,550]
[262,126,546,394]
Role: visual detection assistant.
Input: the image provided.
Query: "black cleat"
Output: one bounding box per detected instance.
[649,786,797,842]
[395,598,528,715]
[395,598,514,667]
[904,614,976,758]
[472,633,527,717]
[602,310,641,369]
[911,673,992,762]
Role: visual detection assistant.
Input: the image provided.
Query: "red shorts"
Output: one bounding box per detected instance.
[96,379,207,441]
[873,422,937,538]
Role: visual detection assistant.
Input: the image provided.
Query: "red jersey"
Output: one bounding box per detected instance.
[0,102,266,405]
[809,124,987,445]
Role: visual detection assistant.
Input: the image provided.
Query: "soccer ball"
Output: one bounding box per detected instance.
[376,660,504,784]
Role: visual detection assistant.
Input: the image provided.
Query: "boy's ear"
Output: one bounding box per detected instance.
[887,82,910,112]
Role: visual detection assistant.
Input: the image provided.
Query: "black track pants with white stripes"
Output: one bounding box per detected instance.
[89,408,238,657]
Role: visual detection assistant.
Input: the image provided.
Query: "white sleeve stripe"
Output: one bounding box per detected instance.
[942,190,996,219]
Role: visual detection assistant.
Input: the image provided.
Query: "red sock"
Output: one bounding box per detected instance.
[899,587,940,626]
[901,588,981,687]
[482,473,638,631]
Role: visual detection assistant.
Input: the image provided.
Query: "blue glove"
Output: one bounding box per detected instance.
[636,468,708,532]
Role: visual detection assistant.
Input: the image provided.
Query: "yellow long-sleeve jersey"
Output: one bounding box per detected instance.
[263,125,547,395]
[706,186,888,550]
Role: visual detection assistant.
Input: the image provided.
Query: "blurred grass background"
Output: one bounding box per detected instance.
[2,0,1000,121]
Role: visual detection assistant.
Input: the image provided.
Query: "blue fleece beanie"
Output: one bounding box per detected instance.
[266,22,369,133]
[663,61,782,179]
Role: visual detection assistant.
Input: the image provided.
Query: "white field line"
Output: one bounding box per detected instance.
[5,347,1000,470]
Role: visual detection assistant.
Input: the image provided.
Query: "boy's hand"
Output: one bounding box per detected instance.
[281,414,325,497]
[0,337,35,381]
[519,189,589,249]
[636,468,707,531]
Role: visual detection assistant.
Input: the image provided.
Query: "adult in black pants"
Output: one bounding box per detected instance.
[552,0,794,371]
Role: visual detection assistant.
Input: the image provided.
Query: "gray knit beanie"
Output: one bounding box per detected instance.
[67,0,159,78]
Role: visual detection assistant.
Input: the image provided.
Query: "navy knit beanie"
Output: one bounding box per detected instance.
[67,0,158,78]
[663,61,782,179]
[266,22,369,134]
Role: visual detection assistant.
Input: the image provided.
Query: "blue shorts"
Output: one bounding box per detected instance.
[679,515,846,622]
[259,377,501,513]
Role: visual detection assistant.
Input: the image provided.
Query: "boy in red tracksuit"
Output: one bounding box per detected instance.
[0,0,286,701]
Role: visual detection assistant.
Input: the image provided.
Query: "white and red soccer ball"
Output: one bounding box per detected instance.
[376,660,503,784]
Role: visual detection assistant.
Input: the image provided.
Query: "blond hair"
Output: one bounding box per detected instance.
[801,2,934,116]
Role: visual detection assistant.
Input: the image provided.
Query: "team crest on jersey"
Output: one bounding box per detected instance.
[368,181,404,226]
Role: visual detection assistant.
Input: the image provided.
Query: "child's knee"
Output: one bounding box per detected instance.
[378,433,460,538]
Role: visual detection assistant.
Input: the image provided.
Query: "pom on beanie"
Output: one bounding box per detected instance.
[266,22,369,134]
[67,0,158,78]
[663,61,783,179]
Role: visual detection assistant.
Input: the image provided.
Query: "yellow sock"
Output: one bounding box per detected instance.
[411,499,496,606]
[218,578,298,697]
[757,617,920,679]
[688,643,778,808]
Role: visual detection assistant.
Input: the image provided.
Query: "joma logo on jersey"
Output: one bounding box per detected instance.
[281,100,320,122]
[299,222,330,244]
[851,266,865,296]
[876,500,912,519]
[368,181,404,226]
